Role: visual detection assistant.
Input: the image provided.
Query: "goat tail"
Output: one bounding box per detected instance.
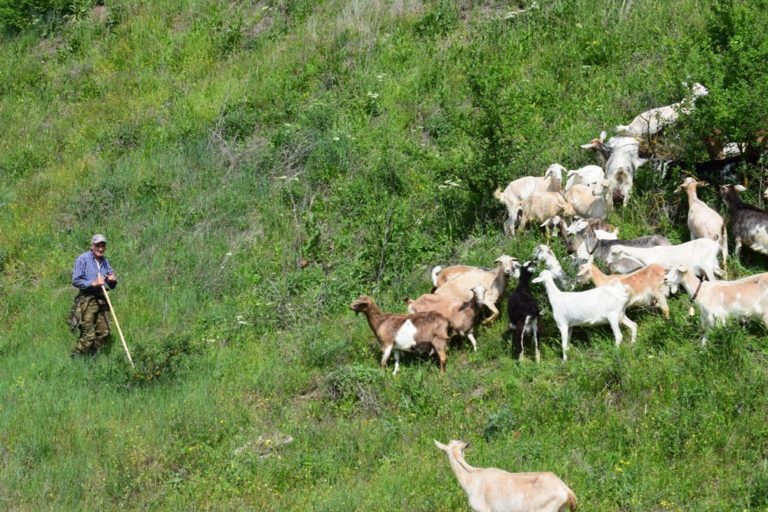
[493,187,504,202]
[431,266,444,288]
[566,488,578,511]
[615,124,631,136]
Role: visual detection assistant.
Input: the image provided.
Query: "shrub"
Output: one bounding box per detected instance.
[0,0,88,33]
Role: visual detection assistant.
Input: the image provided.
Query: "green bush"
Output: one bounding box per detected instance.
[0,0,88,33]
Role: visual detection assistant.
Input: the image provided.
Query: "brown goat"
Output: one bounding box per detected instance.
[350,295,451,374]
[405,286,486,351]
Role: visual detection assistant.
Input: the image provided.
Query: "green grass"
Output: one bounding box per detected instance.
[2,0,768,510]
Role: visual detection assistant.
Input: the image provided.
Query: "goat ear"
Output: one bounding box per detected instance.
[434,440,448,451]
[735,184,747,192]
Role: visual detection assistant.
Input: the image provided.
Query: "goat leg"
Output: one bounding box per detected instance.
[381,344,394,370]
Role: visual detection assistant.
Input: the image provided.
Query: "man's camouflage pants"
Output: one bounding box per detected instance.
[69,293,111,354]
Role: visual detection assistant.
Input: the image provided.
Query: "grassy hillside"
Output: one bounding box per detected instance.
[1,0,768,510]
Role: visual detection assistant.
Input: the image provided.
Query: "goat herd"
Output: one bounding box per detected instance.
[349,83,766,511]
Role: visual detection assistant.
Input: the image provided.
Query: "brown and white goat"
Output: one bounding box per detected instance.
[350,296,451,374]
[405,286,486,352]
[434,439,578,512]
[577,260,669,318]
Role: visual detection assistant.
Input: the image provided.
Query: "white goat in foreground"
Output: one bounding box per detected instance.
[533,270,636,361]
[664,265,768,345]
[434,439,577,512]
[615,82,708,137]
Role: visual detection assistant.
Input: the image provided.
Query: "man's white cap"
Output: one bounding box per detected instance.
[91,234,107,245]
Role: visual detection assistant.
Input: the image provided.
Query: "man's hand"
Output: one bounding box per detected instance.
[106,273,117,283]
[92,275,106,287]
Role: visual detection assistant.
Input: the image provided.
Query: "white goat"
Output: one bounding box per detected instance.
[565,217,618,240]
[581,131,648,206]
[434,439,578,512]
[664,265,768,345]
[677,177,728,269]
[607,238,723,282]
[533,269,637,361]
[615,82,709,137]
[565,180,613,220]
[406,286,486,351]
[494,164,565,235]
[564,164,605,193]
[533,244,570,290]
[434,255,519,325]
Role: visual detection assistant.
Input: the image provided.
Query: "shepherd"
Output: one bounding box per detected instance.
[68,234,117,357]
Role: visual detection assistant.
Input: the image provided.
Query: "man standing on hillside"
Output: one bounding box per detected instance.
[68,234,117,357]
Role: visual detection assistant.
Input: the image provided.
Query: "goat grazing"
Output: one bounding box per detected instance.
[434,439,578,512]
[580,131,649,206]
[533,244,570,290]
[406,286,486,352]
[434,255,519,324]
[677,177,728,269]
[564,217,618,240]
[664,265,768,345]
[533,269,636,361]
[577,260,669,318]
[507,261,541,362]
[615,82,708,137]
[350,295,451,374]
[494,164,565,235]
[719,184,768,260]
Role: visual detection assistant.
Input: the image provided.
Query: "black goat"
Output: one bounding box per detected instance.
[719,184,768,260]
[655,152,760,184]
[507,261,540,362]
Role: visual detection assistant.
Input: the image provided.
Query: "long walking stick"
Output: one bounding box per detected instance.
[101,284,135,368]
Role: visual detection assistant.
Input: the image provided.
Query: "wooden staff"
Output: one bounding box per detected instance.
[101,282,134,368]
